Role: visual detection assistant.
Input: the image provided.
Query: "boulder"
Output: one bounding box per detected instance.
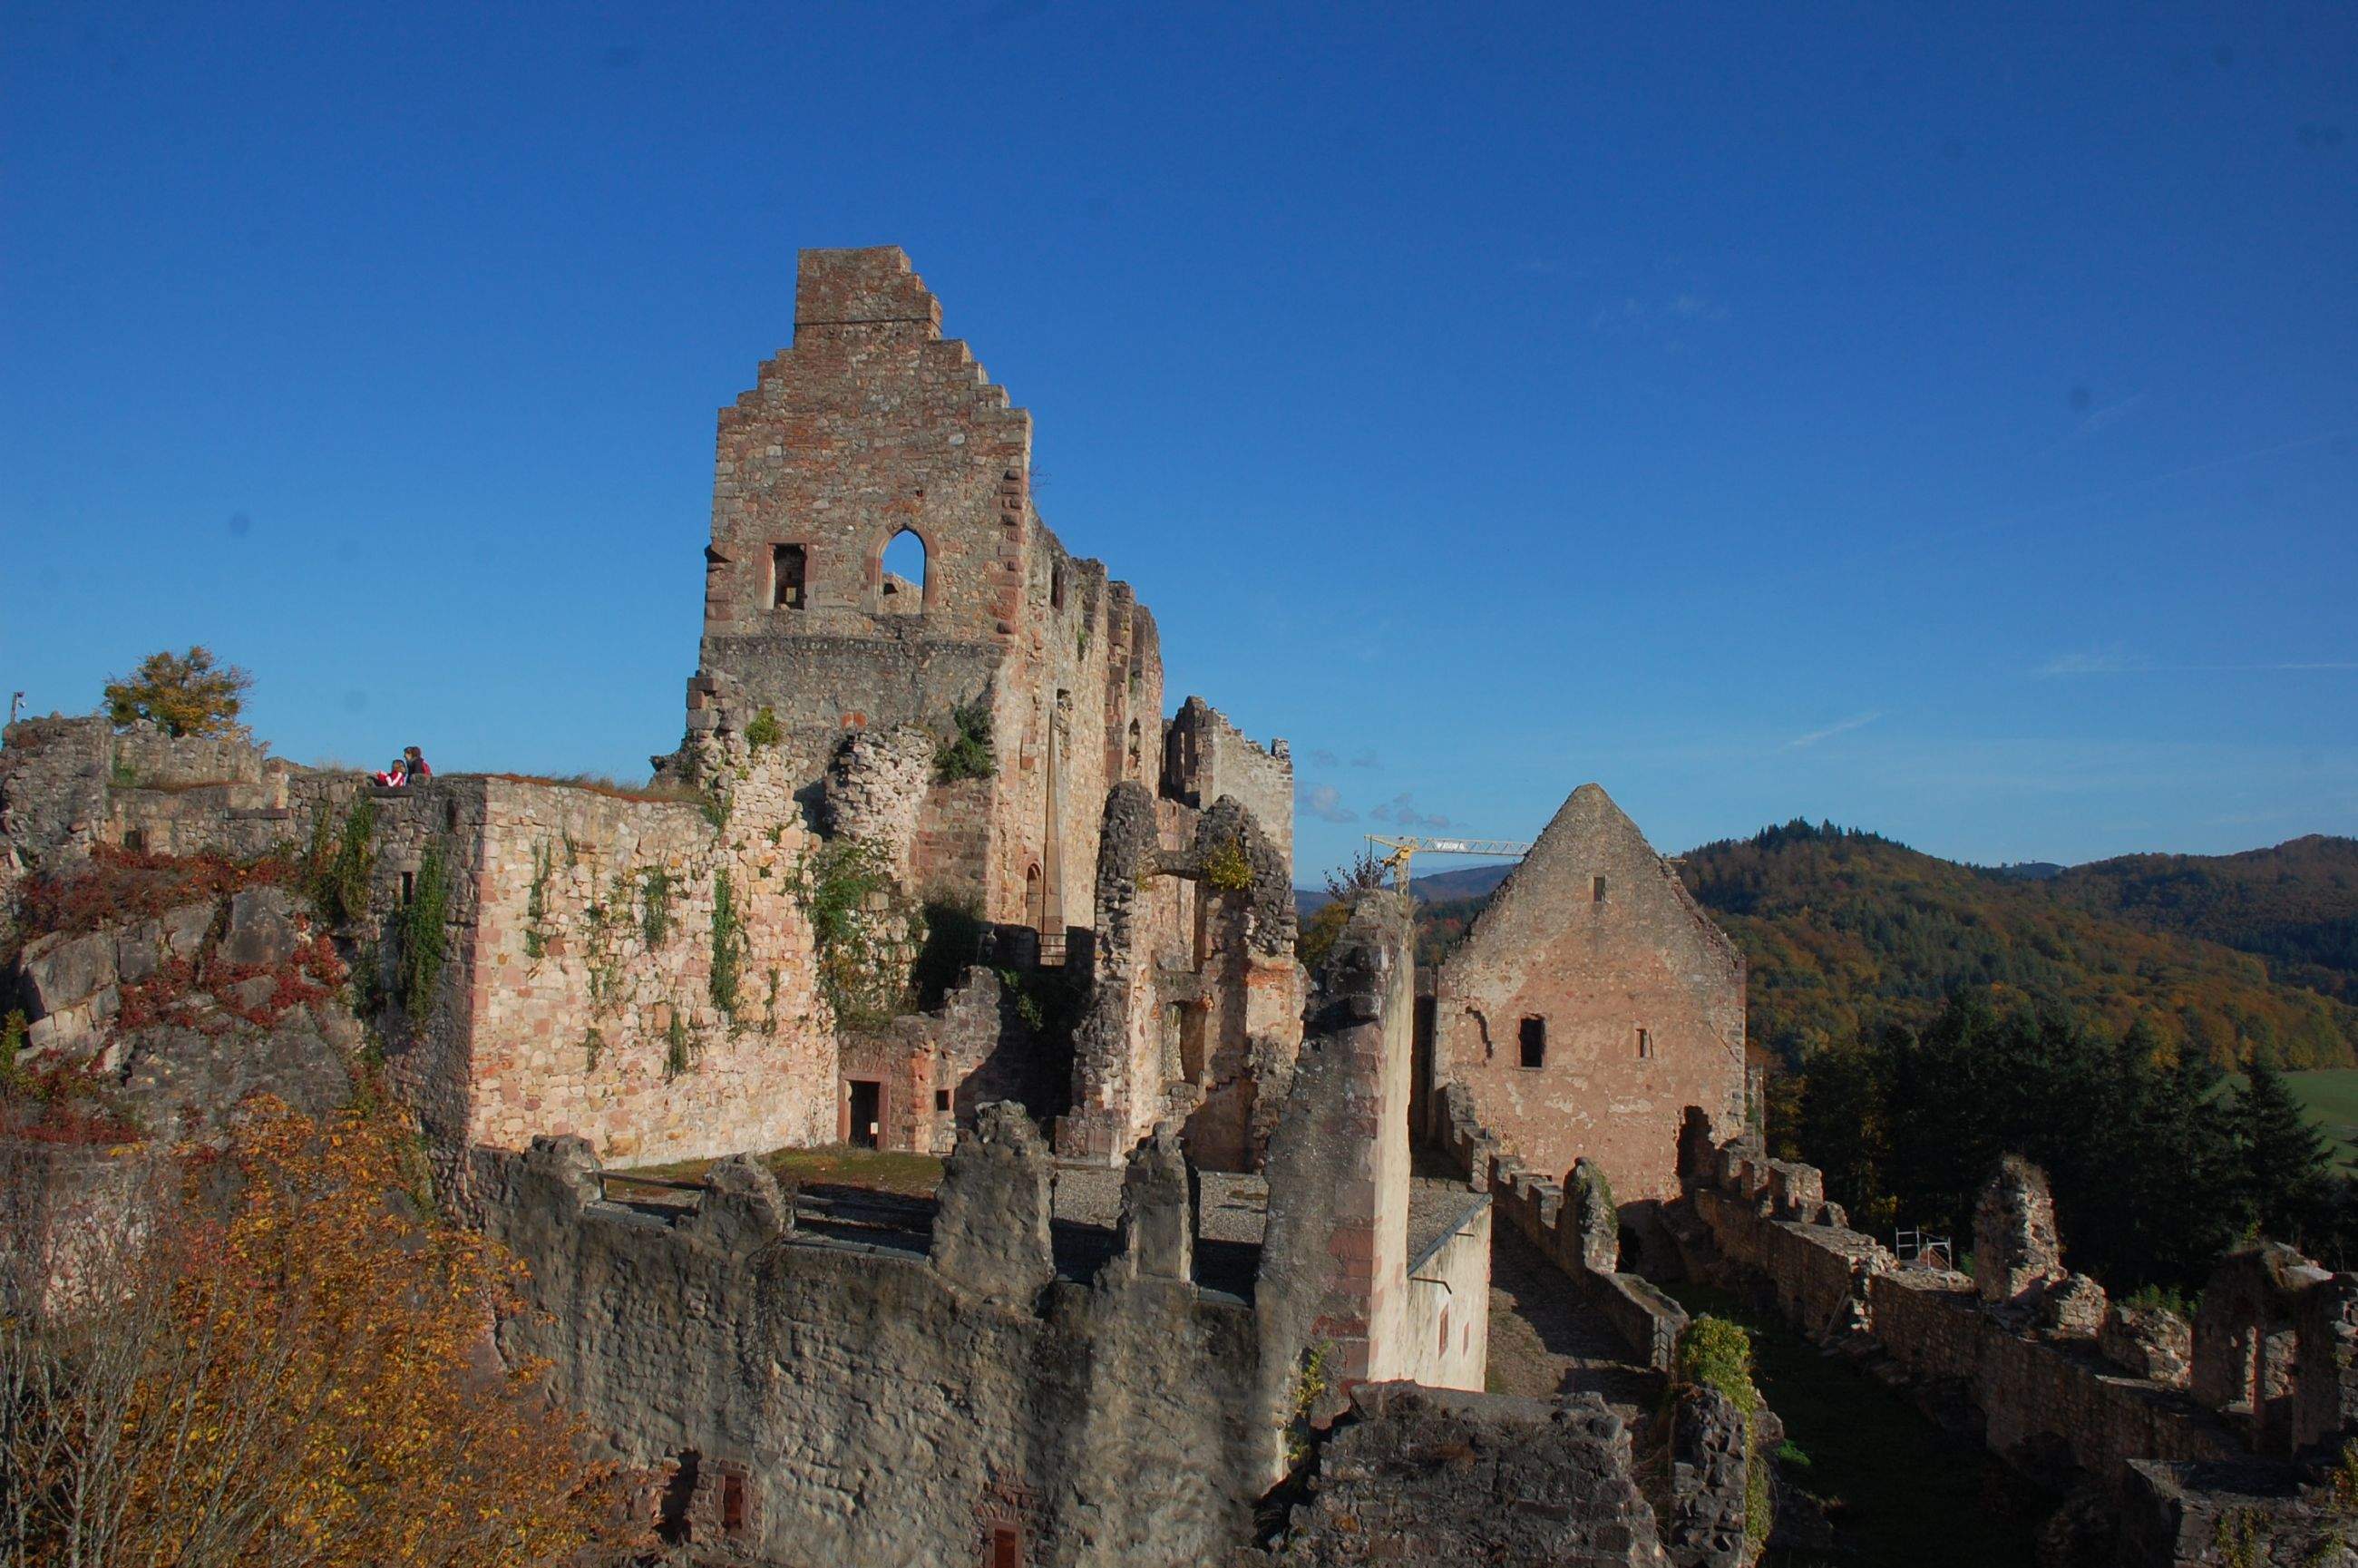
[20,930,117,1018]
[160,900,215,960]
[220,887,301,968]
[2040,1271,2109,1339]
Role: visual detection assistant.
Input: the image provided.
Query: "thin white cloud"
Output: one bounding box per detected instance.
[1784,711,1885,751]
[1369,792,1453,830]
[2038,648,2355,677]
[1304,784,1356,823]
[2037,648,2147,677]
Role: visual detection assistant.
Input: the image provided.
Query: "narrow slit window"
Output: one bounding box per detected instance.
[1592,874,1607,901]
[1050,563,1066,609]
[772,544,806,609]
[1518,1017,1546,1069]
[401,870,415,906]
[720,1472,747,1533]
[1637,1027,1652,1060]
[992,1524,1023,1568]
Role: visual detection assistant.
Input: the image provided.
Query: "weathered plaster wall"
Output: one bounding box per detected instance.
[1398,1197,1493,1392]
[1432,784,1746,1204]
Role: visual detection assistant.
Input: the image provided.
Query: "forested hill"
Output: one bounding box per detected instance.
[1674,823,2358,1070]
[2043,836,2358,1008]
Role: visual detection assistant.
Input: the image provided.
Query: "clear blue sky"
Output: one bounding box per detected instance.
[5,3,2353,878]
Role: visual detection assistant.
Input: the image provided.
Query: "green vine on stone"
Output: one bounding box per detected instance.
[581,1027,604,1074]
[1283,1340,1336,1468]
[1671,1316,1772,1548]
[709,867,745,1020]
[935,698,996,783]
[663,1011,697,1080]
[745,705,783,750]
[398,837,452,1026]
[1203,836,1253,893]
[524,841,553,960]
[790,837,912,1029]
[307,797,378,926]
[641,867,674,948]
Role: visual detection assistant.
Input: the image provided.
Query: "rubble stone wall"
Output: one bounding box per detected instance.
[409,768,833,1170]
[1680,1120,2246,1491]
[484,1133,1270,1568]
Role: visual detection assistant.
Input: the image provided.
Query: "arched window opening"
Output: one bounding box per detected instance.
[1518,1017,1546,1069]
[1125,718,1143,776]
[1024,863,1045,930]
[879,529,927,614]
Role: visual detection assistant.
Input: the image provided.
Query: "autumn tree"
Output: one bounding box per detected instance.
[0,1099,630,1567]
[102,647,253,738]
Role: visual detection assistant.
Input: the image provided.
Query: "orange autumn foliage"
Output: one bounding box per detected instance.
[2,1098,631,1567]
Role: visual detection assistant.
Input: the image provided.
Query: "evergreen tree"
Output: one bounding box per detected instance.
[2232,1050,2336,1251]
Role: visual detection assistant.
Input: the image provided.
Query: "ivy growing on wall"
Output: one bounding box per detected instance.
[745,705,783,749]
[934,699,995,783]
[789,838,917,1030]
[1203,836,1254,893]
[1671,1316,1771,1548]
[709,868,745,1021]
[663,1010,698,1080]
[398,837,452,1027]
[307,798,378,927]
[641,867,674,948]
[523,842,554,960]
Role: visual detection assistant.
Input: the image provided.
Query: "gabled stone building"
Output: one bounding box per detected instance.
[1426,784,1746,1204]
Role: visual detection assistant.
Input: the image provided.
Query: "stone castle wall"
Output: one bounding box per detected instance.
[483,1133,1270,1568]
[1671,1116,2328,1497]
[406,766,834,1170]
[1431,783,1746,1204]
[1436,1081,1689,1371]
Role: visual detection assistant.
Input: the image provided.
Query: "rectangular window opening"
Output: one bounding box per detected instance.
[992,1524,1023,1568]
[934,1088,950,1112]
[400,870,414,906]
[1592,874,1607,901]
[1518,1017,1546,1070]
[1637,1027,1652,1060]
[720,1473,747,1534]
[772,544,807,609]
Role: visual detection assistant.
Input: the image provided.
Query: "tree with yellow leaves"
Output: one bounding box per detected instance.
[1,1099,632,1567]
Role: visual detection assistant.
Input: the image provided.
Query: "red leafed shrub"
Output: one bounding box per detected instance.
[0,1056,143,1145]
[116,933,346,1037]
[11,845,300,949]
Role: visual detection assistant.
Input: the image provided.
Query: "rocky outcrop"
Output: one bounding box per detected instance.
[1249,1383,1671,1566]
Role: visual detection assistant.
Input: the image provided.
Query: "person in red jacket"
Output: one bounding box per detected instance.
[404,745,432,781]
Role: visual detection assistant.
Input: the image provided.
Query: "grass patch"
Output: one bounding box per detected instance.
[1661,1282,2040,1567]
[480,772,710,805]
[628,1143,944,1198]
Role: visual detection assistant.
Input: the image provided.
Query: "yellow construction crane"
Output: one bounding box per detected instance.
[1364,833,1534,901]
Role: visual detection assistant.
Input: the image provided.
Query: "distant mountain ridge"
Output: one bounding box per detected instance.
[1298,824,2358,1069]
[1679,823,2358,1068]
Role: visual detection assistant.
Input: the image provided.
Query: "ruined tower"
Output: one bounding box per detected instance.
[687,247,1166,940]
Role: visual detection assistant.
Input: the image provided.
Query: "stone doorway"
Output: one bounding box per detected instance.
[848,1079,882,1148]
